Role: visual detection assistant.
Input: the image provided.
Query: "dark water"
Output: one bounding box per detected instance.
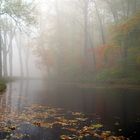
[0,80,140,139]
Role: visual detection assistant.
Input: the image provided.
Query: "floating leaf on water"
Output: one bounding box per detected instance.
[114,122,120,126]
[0,103,126,140]
[76,117,88,121]
[33,121,41,127]
[60,135,74,140]
[89,124,103,129]
[118,129,122,132]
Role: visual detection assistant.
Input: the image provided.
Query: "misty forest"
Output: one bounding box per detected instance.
[0,0,140,140]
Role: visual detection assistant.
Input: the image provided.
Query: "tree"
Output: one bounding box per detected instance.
[34,0,140,82]
[0,0,37,78]
[94,0,106,45]
[0,29,2,78]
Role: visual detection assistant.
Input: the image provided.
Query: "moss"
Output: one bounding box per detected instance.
[0,80,6,93]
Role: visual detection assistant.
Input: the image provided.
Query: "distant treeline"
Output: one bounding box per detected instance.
[34,0,140,84]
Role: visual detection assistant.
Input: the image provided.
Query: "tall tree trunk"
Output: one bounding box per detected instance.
[132,0,137,14]
[105,0,119,24]
[0,30,2,78]
[25,57,29,78]
[25,41,29,78]
[16,33,24,78]
[0,6,2,78]
[121,0,127,18]
[3,30,8,78]
[127,0,130,17]
[121,38,128,76]
[94,0,106,45]
[18,40,24,78]
[55,0,64,76]
[9,29,14,78]
[9,43,13,77]
[83,0,90,69]
[89,33,96,75]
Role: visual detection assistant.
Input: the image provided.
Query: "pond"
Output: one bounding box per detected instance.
[0,80,140,140]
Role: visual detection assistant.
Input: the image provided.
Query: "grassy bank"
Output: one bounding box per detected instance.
[65,67,140,85]
[47,67,140,90]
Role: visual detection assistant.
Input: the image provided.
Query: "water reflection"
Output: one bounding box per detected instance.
[1,81,140,120]
[44,84,140,137]
[0,80,140,138]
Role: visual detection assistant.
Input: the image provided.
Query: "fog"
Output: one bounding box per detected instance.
[1,0,140,81]
[0,0,140,139]
[10,39,42,77]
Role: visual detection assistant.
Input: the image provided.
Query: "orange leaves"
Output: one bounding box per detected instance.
[89,44,121,71]
[0,104,126,140]
[94,45,109,70]
[112,12,140,36]
[119,24,129,34]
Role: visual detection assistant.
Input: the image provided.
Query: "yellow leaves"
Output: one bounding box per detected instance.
[0,104,126,140]
[33,121,41,127]
[41,122,53,128]
[90,124,103,129]
[72,112,84,116]
[33,121,54,128]
[60,135,74,140]
[54,121,68,127]
[101,131,111,138]
[64,128,77,133]
[76,117,88,121]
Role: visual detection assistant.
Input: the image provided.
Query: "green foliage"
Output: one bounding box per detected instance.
[112,12,140,47]
[96,68,123,81]
[104,12,140,84]
[35,0,140,85]
[96,67,140,84]
[0,0,37,27]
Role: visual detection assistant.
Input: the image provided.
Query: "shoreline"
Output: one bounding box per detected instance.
[50,81,140,90]
[76,83,140,90]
